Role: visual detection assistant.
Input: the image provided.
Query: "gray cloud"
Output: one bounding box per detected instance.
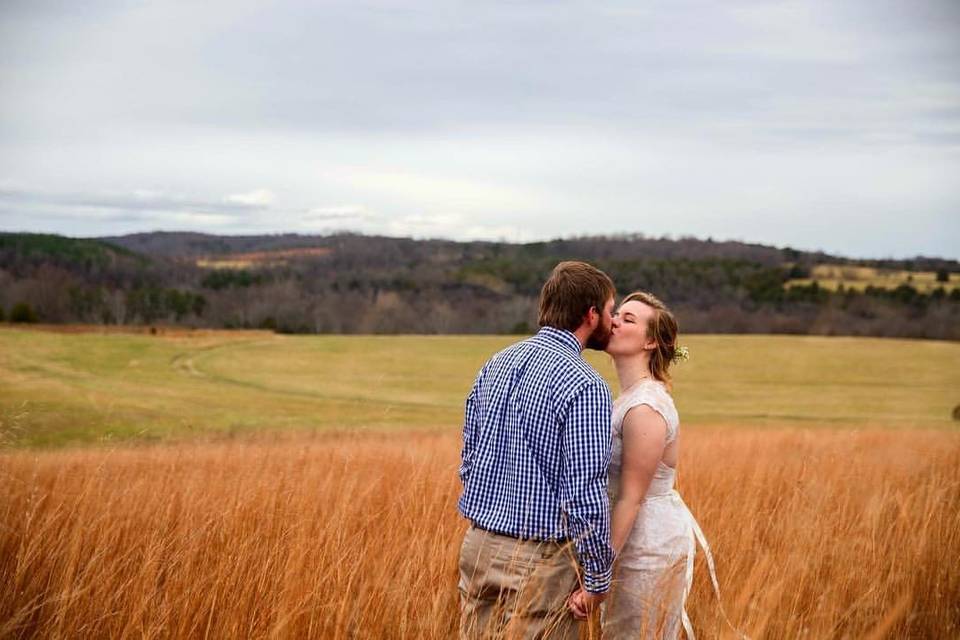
[0,187,270,214]
[1,0,958,257]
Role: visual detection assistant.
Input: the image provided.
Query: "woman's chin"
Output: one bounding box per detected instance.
[605,341,636,359]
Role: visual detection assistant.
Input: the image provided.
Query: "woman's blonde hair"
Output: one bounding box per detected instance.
[621,290,679,387]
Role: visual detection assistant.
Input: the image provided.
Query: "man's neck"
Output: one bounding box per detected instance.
[571,324,593,351]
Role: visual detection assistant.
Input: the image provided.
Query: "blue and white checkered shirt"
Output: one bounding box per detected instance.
[458,326,614,593]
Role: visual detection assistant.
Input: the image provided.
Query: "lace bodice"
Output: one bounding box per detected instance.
[609,379,680,500]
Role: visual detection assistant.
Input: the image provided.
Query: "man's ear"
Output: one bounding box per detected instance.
[586,305,599,325]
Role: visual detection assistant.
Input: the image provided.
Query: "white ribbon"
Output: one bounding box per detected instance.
[673,490,750,640]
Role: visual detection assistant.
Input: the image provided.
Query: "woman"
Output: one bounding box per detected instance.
[568,291,724,639]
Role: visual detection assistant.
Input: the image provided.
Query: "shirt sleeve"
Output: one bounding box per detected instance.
[559,380,614,593]
[458,367,484,485]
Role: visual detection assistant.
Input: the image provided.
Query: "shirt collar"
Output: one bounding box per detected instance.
[535,326,584,355]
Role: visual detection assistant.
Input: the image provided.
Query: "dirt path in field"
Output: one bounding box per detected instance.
[168,337,444,410]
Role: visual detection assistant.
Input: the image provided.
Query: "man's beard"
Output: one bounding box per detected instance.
[585,321,612,351]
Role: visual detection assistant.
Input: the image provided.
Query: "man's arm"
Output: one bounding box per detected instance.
[458,368,485,485]
[559,380,614,594]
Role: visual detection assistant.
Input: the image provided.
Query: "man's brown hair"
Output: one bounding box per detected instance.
[538,261,616,332]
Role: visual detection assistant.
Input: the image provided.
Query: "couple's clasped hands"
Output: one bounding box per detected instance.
[566,588,605,620]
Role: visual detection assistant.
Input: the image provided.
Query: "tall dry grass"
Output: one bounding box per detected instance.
[1,428,958,639]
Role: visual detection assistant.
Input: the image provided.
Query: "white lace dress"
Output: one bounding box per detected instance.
[603,380,718,640]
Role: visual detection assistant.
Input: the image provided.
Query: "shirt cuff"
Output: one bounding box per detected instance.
[583,567,613,594]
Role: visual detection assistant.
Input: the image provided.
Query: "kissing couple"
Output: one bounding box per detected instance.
[457,260,724,639]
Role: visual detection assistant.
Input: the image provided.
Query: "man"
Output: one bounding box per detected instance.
[457,261,616,639]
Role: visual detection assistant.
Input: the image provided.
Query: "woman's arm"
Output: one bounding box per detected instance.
[610,404,667,555]
[568,403,669,619]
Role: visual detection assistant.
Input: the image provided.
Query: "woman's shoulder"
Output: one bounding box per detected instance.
[614,380,679,439]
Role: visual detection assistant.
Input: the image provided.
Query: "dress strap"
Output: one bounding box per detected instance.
[675,491,750,640]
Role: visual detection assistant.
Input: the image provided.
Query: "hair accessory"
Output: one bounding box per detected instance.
[672,345,690,364]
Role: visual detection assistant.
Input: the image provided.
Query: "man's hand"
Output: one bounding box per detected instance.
[566,587,606,620]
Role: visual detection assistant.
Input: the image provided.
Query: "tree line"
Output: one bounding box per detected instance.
[1,231,957,339]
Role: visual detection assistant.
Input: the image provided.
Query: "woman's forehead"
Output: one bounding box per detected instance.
[617,299,652,315]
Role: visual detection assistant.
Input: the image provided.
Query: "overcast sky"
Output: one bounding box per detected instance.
[1,0,958,258]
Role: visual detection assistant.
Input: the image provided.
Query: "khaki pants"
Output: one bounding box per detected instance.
[458,524,583,640]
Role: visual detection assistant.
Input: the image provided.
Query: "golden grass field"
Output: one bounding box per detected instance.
[786,263,960,293]
[1,326,959,638]
[195,247,333,270]
[2,429,958,639]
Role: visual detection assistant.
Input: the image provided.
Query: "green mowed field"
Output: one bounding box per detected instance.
[1,326,958,447]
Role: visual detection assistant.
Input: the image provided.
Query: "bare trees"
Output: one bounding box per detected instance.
[2,231,958,338]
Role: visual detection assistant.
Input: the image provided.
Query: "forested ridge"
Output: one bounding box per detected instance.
[1,231,957,339]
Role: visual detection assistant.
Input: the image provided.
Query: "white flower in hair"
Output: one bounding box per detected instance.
[672,345,690,364]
